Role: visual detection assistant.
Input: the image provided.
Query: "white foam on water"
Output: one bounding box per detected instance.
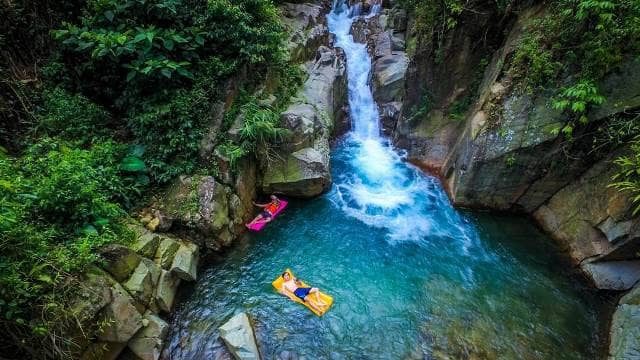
[327,0,484,256]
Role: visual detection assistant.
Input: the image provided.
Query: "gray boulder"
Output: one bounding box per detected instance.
[131,227,161,259]
[219,312,261,360]
[97,283,143,344]
[127,312,169,360]
[372,52,408,103]
[582,261,640,290]
[262,146,330,197]
[122,258,161,309]
[171,241,199,281]
[154,270,181,313]
[281,2,329,62]
[154,236,181,270]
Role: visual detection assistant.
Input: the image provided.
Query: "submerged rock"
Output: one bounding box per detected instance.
[219,312,261,360]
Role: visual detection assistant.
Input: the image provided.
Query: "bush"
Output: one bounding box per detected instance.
[128,87,209,183]
[610,136,640,215]
[0,139,136,357]
[38,87,112,144]
[511,0,640,90]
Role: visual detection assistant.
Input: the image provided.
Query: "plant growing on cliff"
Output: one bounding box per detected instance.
[511,0,639,90]
[610,136,640,215]
[550,79,605,138]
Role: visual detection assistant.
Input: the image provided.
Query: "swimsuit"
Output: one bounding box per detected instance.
[294,287,312,300]
[261,202,279,218]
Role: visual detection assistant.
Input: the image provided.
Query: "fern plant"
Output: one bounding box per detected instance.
[609,136,640,215]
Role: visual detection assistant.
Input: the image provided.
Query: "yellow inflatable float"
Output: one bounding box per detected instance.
[272,269,333,316]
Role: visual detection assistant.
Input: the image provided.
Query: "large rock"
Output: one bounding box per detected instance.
[219,312,261,360]
[68,268,115,357]
[159,176,230,235]
[372,52,408,104]
[170,240,199,281]
[154,236,181,270]
[609,285,640,359]
[260,46,346,197]
[281,2,329,62]
[127,312,169,360]
[261,146,331,197]
[582,261,640,290]
[154,270,181,312]
[97,283,143,344]
[122,258,161,309]
[533,149,640,264]
[129,226,161,259]
[99,244,143,283]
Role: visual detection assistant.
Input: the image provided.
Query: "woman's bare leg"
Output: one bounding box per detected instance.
[247,214,264,226]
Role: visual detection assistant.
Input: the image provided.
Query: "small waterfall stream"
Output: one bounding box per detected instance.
[162,2,603,359]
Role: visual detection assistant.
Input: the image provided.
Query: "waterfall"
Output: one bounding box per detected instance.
[366,3,381,18]
[326,0,478,251]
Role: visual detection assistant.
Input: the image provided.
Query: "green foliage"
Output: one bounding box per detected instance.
[550,79,605,138]
[52,0,286,108]
[128,87,209,183]
[47,0,287,185]
[511,0,640,90]
[37,87,112,144]
[239,101,289,149]
[0,139,135,355]
[610,136,640,215]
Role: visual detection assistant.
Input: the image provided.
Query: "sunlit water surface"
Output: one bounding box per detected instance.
[162,2,603,359]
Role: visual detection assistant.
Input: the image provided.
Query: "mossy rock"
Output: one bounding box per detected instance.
[99,245,143,283]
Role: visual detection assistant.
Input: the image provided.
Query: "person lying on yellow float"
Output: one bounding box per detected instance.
[272,269,333,316]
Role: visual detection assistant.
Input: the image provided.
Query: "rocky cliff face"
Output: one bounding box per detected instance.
[356,1,640,357]
[72,225,199,360]
[379,0,640,289]
[260,2,348,198]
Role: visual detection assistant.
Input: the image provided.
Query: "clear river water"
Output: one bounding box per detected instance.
[162,2,604,359]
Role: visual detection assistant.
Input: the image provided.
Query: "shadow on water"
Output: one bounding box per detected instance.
[162,1,606,358]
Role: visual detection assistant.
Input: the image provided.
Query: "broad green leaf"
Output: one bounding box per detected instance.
[161,68,172,78]
[120,156,146,172]
[104,10,115,22]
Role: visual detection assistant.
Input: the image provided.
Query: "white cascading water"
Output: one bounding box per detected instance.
[327,0,478,253]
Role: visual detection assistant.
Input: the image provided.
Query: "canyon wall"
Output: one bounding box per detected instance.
[352,1,640,357]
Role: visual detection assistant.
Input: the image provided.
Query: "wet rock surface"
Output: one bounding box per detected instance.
[261,45,347,197]
[219,313,261,360]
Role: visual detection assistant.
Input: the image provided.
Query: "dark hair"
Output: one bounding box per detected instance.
[282,271,289,278]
